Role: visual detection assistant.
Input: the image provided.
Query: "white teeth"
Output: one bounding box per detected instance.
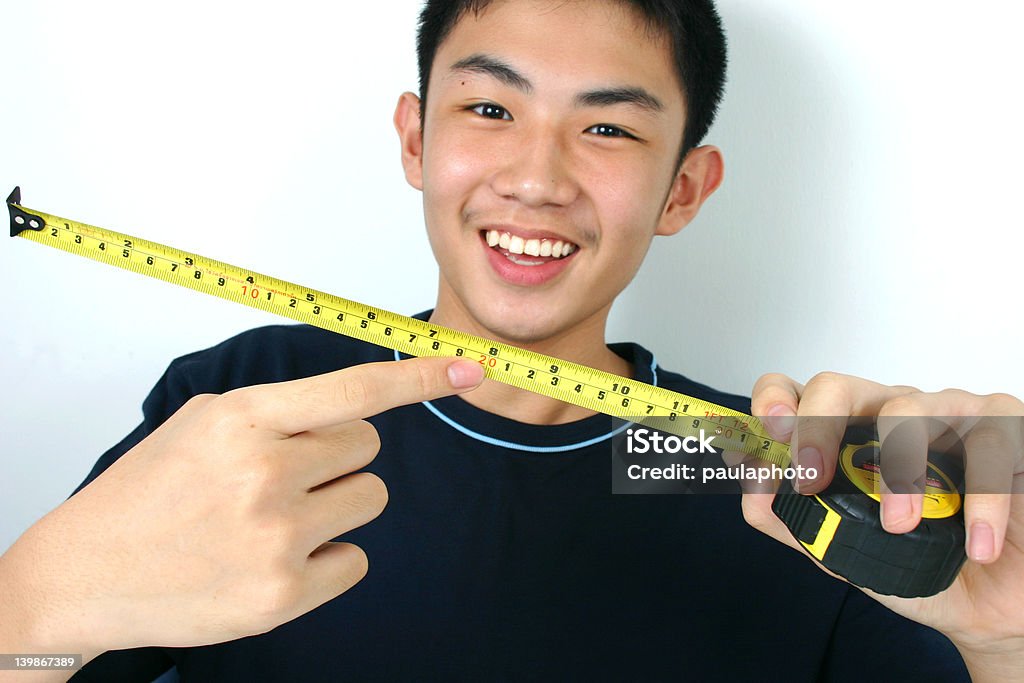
[507,254,546,266]
[483,230,578,261]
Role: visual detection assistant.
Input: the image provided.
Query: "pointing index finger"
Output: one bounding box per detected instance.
[254,356,485,435]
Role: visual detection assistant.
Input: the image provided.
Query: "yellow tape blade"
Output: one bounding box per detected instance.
[8,193,792,466]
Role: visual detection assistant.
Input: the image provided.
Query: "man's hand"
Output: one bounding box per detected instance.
[746,372,1024,680]
[0,356,484,664]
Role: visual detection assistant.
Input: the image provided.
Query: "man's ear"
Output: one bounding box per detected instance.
[394,91,425,190]
[655,145,725,236]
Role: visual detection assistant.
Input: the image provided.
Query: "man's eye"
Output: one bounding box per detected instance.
[471,103,512,120]
[586,124,634,139]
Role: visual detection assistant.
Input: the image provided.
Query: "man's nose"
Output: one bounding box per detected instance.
[490,130,580,208]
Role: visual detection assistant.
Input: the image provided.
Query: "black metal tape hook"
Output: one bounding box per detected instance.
[8,186,47,237]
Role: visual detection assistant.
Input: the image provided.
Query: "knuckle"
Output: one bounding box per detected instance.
[236,456,287,504]
[181,392,218,412]
[984,392,1024,413]
[751,374,799,416]
[168,393,220,426]
[341,376,371,411]
[964,493,1008,517]
[937,387,973,402]
[219,386,257,413]
[878,395,924,418]
[253,573,304,621]
[414,361,440,397]
[753,372,790,391]
[803,372,853,408]
[793,414,839,437]
[806,371,847,392]
[209,388,261,430]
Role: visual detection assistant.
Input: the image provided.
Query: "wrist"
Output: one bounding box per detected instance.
[0,526,103,665]
[954,638,1024,683]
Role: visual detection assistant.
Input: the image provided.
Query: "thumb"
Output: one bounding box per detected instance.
[752,372,802,442]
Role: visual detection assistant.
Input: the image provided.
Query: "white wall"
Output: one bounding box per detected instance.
[2,0,1022,551]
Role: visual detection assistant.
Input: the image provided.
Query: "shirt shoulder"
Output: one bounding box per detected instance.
[656,365,752,414]
[167,323,390,391]
[610,341,752,414]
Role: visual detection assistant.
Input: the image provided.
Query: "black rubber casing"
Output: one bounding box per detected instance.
[772,438,967,598]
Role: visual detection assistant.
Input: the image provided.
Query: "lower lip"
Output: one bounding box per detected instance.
[481,234,577,286]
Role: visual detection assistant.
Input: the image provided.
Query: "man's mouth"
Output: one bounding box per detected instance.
[481,229,578,267]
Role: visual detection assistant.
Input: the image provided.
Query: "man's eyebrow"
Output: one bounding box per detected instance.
[448,53,663,115]
[449,53,533,93]
[574,87,664,114]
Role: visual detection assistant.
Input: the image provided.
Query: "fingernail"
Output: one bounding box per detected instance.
[883,493,913,528]
[968,522,995,563]
[764,404,795,440]
[795,448,822,492]
[447,360,484,388]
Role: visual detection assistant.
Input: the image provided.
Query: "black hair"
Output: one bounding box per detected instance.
[416,0,728,167]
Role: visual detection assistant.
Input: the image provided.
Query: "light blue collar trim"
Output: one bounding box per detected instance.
[396,349,659,453]
[418,400,631,453]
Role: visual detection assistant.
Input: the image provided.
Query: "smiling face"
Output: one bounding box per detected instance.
[395,0,722,348]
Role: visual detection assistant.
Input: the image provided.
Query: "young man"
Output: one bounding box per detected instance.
[1,1,1022,681]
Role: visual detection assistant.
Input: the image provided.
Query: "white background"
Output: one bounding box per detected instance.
[2,0,1022,551]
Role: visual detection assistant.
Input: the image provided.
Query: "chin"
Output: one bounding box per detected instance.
[465,299,579,346]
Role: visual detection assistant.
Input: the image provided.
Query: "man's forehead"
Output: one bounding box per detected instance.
[432,0,684,109]
[437,0,669,62]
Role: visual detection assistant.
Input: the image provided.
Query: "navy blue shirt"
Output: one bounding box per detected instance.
[70,321,969,682]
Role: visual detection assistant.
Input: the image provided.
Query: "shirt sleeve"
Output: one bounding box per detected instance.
[69,647,176,683]
[68,347,205,498]
[820,586,969,681]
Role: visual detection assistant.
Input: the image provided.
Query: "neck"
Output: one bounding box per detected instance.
[429,293,633,426]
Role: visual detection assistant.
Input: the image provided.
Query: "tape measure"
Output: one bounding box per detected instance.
[772,427,966,597]
[6,186,966,597]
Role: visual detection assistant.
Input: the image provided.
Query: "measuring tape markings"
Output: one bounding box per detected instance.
[7,188,788,466]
